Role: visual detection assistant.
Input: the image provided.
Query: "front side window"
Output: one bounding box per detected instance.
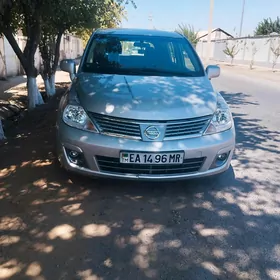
[82,34,204,77]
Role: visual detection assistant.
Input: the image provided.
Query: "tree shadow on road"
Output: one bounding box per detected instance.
[220,90,259,108]
[0,89,280,279]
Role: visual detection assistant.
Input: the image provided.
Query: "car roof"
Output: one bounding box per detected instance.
[95,28,183,39]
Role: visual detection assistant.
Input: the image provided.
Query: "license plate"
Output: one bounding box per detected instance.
[120,152,184,164]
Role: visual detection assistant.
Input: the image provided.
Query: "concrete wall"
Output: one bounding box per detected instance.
[196,35,280,70]
[0,34,83,78]
[60,35,83,60]
[0,37,6,77]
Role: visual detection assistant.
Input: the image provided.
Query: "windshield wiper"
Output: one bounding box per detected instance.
[124,67,196,77]
[82,65,198,77]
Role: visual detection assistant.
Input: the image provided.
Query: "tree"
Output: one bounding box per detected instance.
[38,0,97,96]
[0,0,134,140]
[75,1,127,47]
[223,40,241,64]
[0,0,45,109]
[175,23,199,46]
[269,37,280,71]
[39,0,131,96]
[255,17,280,36]
[244,41,259,70]
[39,24,59,96]
[250,42,258,70]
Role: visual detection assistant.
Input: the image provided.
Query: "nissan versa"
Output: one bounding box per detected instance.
[56,28,235,180]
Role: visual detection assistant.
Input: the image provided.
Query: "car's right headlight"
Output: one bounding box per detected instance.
[63,104,99,133]
[204,95,233,135]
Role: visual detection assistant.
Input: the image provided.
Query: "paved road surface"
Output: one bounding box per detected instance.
[0,68,280,280]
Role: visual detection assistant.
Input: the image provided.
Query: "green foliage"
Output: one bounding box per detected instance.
[0,0,49,76]
[39,25,59,79]
[1,0,134,77]
[0,0,20,34]
[0,0,134,108]
[39,0,103,79]
[175,23,199,46]
[39,0,130,74]
[255,17,280,35]
[73,0,128,47]
[223,41,240,64]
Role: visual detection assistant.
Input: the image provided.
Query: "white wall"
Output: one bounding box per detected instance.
[0,37,6,77]
[196,35,280,70]
[60,35,82,61]
[0,34,83,78]
[4,36,20,76]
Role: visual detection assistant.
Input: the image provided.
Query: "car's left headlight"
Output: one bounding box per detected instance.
[63,104,99,133]
[204,94,233,135]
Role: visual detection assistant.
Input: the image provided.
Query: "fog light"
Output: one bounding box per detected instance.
[69,150,79,158]
[217,153,228,161]
[210,151,230,169]
[65,148,87,168]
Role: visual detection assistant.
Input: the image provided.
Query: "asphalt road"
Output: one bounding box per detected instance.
[1,68,280,280]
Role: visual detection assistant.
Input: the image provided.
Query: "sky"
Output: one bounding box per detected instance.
[121,0,280,36]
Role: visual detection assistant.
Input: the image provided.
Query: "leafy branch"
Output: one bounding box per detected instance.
[270,37,280,70]
[223,41,240,64]
[175,23,199,46]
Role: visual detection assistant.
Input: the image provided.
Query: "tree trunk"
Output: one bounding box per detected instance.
[48,31,63,96]
[27,77,44,109]
[43,78,52,96]
[39,31,63,97]
[4,27,43,109]
[3,28,28,71]
[0,120,5,140]
[49,74,56,95]
[250,61,253,70]
[36,86,44,105]
[42,75,55,97]
[52,32,63,74]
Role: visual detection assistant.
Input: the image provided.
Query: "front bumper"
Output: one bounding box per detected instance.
[57,120,235,181]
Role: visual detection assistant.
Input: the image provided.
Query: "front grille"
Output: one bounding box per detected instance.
[89,113,141,138]
[89,113,211,139]
[165,115,211,138]
[96,156,206,175]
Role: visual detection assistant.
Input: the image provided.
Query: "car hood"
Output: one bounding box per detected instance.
[75,73,217,120]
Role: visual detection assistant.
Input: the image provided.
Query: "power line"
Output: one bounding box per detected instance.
[148,13,154,29]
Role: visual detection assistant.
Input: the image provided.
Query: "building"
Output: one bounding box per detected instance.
[197,28,233,41]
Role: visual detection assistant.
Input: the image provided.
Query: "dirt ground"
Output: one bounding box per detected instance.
[1,65,280,279]
[0,85,230,280]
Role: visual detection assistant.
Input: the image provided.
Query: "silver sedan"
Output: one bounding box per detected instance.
[56,28,235,180]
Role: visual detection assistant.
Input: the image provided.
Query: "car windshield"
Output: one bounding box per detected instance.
[82,34,204,77]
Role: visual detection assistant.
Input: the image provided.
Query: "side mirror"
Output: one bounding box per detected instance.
[205,65,220,79]
[60,59,76,80]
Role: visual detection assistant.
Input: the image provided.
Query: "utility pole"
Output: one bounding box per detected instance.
[206,0,214,62]
[148,13,153,29]
[239,0,245,37]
